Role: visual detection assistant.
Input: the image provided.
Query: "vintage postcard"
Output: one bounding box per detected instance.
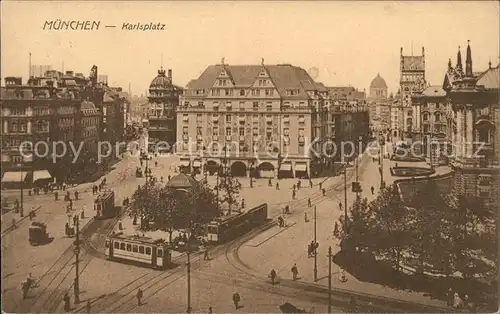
[1,1,499,313]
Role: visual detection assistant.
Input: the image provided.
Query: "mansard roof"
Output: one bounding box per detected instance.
[186,63,321,99]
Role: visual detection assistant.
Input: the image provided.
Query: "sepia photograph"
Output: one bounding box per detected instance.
[1,1,499,313]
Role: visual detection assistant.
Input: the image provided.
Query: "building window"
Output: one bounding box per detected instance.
[226,127,231,136]
[183,126,188,135]
[266,128,272,141]
[252,128,258,136]
[284,128,290,136]
[239,127,245,136]
[298,128,304,137]
[226,115,232,123]
[212,128,218,136]
[298,143,305,154]
[196,114,202,122]
[198,101,204,107]
[196,127,202,135]
[423,113,429,121]
[225,89,232,96]
[240,89,245,96]
[253,102,259,110]
[266,103,272,111]
[435,113,441,122]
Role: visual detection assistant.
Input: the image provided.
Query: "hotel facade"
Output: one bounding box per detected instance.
[176,61,370,179]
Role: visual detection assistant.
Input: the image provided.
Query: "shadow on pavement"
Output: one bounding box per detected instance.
[332,250,498,312]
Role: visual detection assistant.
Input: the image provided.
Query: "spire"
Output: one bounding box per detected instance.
[456,46,463,71]
[465,40,473,77]
[448,58,452,70]
[261,57,264,65]
[489,59,492,69]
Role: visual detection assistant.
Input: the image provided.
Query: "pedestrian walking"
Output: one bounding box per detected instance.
[292,190,296,200]
[276,182,280,190]
[292,184,296,191]
[204,248,209,261]
[55,191,59,201]
[168,175,171,181]
[319,182,322,190]
[208,306,212,314]
[308,198,311,207]
[291,264,298,281]
[453,292,463,309]
[339,269,347,282]
[339,202,343,210]
[446,288,453,307]
[297,180,301,190]
[155,161,158,167]
[136,288,143,306]
[11,218,16,229]
[241,198,245,209]
[269,269,277,285]
[86,301,91,313]
[370,186,374,195]
[232,292,240,310]
[21,280,30,299]
[322,188,326,196]
[334,222,339,238]
[268,178,272,187]
[309,179,313,188]
[160,176,164,182]
[63,292,70,312]
[118,220,123,230]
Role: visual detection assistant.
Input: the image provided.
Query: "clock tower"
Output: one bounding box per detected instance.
[399,46,426,143]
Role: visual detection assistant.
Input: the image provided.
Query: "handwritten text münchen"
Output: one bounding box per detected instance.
[43,20,100,31]
[122,22,165,31]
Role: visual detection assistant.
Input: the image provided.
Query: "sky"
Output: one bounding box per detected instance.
[1,1,499,96]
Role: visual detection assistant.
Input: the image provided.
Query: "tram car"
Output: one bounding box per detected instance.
[105,234,172,269]
[29,221,49,246]
[206,203,268,243]
[94,190,118,219]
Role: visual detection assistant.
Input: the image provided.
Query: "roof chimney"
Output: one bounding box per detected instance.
[168,69,172,80]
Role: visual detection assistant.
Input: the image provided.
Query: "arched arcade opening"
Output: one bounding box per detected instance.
[230,161,247,177]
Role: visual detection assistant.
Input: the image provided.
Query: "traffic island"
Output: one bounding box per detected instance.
[390,166,435,177]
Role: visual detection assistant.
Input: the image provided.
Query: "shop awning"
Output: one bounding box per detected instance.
[280,164,292,171]
[33,170,52,181]
[179,160,191,167]
[295,163,308,172]
[193,160,201,167]
[2,171,28,183]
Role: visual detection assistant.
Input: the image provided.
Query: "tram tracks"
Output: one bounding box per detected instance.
[12,217,117,313]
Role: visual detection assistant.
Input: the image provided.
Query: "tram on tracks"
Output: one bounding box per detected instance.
[105,233,172,269]
[206,203,268,243]
[94,190,118,219]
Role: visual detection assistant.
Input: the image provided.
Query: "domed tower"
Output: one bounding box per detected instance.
[147,67,182,151]
[369,73,388,100]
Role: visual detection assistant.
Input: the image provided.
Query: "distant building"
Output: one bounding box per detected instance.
[367,74,390,132]
[97,75,108,85]
[30,65,52,78]
[147,67,182,150]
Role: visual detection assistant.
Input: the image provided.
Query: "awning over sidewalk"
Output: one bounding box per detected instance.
[33,170,52,181]
[1,171,28,183]
[179,160,191,167]
[295,163,308,172]
[280,163,292,171]
[193,160,201,167]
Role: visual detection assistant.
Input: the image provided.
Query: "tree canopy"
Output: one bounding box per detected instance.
[130,180,221,234]
[337,182,497,279]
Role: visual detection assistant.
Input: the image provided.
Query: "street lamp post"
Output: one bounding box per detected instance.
[379,137,385,189]
[343,163,348,231]
[313,205,318,282]
[249,158,255,188]
[328,246,332,314]
[17,163,24,217]
[186,225,192,313]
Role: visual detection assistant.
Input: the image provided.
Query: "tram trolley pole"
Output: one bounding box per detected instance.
[74,216,80,304]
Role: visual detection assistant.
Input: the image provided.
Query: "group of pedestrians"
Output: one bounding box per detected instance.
[268,263,300,285]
